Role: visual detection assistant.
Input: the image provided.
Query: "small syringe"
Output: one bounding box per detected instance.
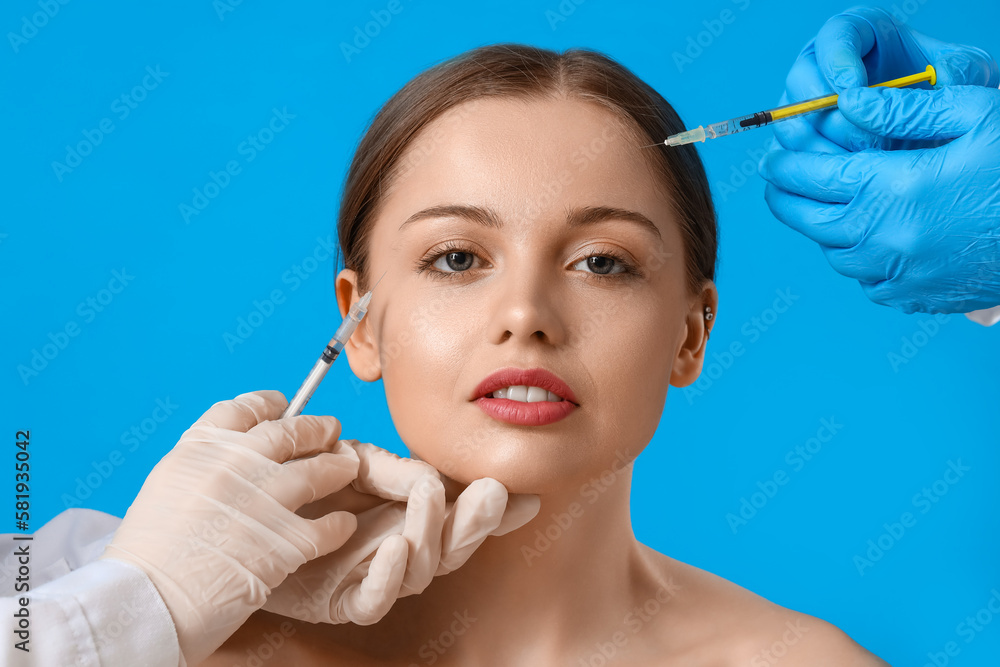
[280,271,387,418]
[660,66,937,147]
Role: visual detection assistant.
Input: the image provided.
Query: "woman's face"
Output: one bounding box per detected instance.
[337,96,716,494]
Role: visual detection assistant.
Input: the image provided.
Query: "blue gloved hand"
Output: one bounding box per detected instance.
[769,6,998,154]
[757,6,1000,314]
[758,83,1000,314]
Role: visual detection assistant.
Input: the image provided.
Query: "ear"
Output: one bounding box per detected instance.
[335,268,382,382]
[670,281,718,387]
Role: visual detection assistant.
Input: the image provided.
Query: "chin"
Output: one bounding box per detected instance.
[406,433,600,496]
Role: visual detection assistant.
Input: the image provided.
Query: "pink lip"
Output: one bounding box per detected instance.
[471,367,579,426]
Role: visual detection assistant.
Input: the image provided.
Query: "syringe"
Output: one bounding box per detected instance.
[280,270,387,418]
[660,66,937,147]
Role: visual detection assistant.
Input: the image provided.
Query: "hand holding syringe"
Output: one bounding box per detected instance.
[654,65,937,147]
[103,269,540,664]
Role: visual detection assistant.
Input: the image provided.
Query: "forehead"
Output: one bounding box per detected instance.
[379,96,676,235]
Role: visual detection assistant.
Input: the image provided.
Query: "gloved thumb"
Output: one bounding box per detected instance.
[814,11,876,91]
[837,85,1000,141]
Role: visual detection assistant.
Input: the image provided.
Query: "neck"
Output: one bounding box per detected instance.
[390,462,659,664]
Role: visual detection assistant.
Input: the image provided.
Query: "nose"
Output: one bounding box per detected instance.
[485,263,566,347]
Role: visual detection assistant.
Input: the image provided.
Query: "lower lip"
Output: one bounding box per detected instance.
[473,396,577,426]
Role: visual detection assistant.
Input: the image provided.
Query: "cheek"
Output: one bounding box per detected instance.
[583,303,677,448]
[379,286,469,373]
[378,297,474,445]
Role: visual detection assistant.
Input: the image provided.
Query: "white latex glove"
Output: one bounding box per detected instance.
[100,390,361,666]
[262,440,541,624]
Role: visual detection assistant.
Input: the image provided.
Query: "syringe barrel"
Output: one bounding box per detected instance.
[281,354,335,418]
[332,306,365,347]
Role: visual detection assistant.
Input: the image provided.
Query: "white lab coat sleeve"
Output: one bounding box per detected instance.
[965,305,1000,326]
[0,508,182,667]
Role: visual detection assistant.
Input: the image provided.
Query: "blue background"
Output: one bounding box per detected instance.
[4,0,999,663]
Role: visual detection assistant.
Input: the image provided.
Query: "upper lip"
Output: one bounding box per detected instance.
[472,367,579,405]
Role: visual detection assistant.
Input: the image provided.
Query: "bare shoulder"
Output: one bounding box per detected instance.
[726,609,889,666]
[637,544,887,666]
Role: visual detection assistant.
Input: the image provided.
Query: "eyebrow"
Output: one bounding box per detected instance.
[397,204,663,241]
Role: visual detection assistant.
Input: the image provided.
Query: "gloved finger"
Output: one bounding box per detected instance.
[336,534,408,625]
[838,85,1000,140]
[262,502,405,623]
[819,245,891,284]
[813,11,875,90]
[239,492,358,564]
[243,414,343,462]
[191,390,288,432]
[264,441,360,510]
[758,149,867,204]
[399,475,445,596]
[434,489,542,577]
[315,501,408,592]
[435,478,508,575]
[305,511,359,557]
[785,50,834,101]
[860,280,922,314]
[769,89,835,154]
[784,51,881,151]
[763,184,859,248]
[349,441,442,501]
[772,113,846,155]
[490,493,541,537]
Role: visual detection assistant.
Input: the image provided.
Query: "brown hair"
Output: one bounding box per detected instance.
[337,44,717,295]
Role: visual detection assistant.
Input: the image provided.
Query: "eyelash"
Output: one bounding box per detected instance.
[414,241,642,282]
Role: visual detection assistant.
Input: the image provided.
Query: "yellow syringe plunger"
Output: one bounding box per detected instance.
[769,64,936,121]
[665,65,937,147]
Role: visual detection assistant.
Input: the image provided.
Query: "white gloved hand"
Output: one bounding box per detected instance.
[262,440,541,625]
[100,390,360,666]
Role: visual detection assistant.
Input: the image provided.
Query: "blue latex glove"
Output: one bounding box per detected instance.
[758,7,1000,314]
[769,6,998,154]
[759,84,1000,314]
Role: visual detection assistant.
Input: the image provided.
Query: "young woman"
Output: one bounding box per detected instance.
[205,44,886,666]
